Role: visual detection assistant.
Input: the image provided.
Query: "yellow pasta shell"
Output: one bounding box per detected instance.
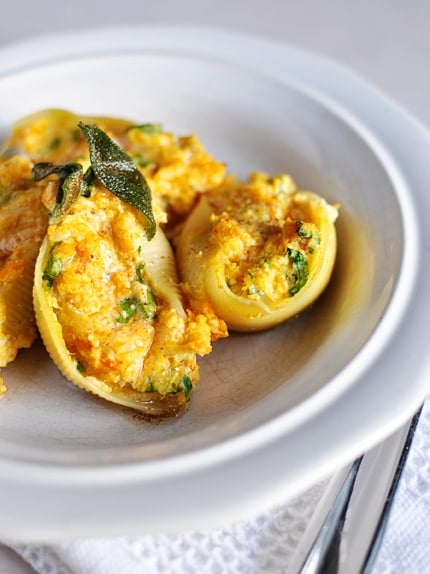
[33,225,189,416]
[176,188,338,332]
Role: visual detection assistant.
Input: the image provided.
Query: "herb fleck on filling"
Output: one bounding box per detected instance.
[286,248,309,295]
[42,243,62,287]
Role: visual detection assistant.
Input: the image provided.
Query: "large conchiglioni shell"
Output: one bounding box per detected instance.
[33,226,189,417]
[176,189,338,332]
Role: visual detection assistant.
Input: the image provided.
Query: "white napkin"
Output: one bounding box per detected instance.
[371,398,430,574]
[8,399,430,574]
[10,483,327,573]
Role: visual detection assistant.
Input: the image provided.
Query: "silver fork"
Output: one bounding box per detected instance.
[289,407,422,574]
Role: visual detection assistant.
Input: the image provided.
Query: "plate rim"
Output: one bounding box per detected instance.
[0,49,414,467]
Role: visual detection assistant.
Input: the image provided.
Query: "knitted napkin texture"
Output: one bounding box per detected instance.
[371,398,430,574]
[10,398,430,574]
[10,482,327,574]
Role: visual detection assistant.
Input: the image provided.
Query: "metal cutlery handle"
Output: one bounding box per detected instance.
[289,408,422,574]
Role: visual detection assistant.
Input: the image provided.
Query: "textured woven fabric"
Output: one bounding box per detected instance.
[371,399,430,574]
[11,482,327,574]
[9,400,430,573]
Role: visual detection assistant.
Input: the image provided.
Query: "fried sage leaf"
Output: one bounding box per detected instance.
[32,162,83,219]
[78,122,156,240]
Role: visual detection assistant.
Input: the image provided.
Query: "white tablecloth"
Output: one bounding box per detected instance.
[3,399,429,573]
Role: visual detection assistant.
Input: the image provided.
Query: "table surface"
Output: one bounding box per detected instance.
[0,1,428,571]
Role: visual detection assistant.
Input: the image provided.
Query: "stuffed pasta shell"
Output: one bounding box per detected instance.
[33,123,212,415]
[0,154,49,371]
[6,108,226,230]
[176,172,339,332]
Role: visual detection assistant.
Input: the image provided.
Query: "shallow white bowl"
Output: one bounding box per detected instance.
[0,26,429,542]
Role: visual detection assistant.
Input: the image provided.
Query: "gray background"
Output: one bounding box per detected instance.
[0,0,428,571]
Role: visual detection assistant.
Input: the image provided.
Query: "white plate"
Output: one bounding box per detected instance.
[0,26,430,542]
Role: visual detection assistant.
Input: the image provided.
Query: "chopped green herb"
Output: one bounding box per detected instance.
[129,123,163,135]
[78,122,156,240]
[116,297,140,323]
[145,380,155,393]
[143,370,194,398]
[71,128,81,143]
[296,221,312,238]
[76,360,85,373]
[286,248,308,295]
[246,270,262,297]
[43,243,62,287]
[116,293,156,323]
[178,374,193,400]
[136,262,146,283]
[0,189,10,205]
[132,154,153,168]
[48,137,61,150]
[140,289,156,319]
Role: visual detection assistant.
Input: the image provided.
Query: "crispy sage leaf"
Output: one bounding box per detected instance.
[32,162,83,218]
[78,122,156,240]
